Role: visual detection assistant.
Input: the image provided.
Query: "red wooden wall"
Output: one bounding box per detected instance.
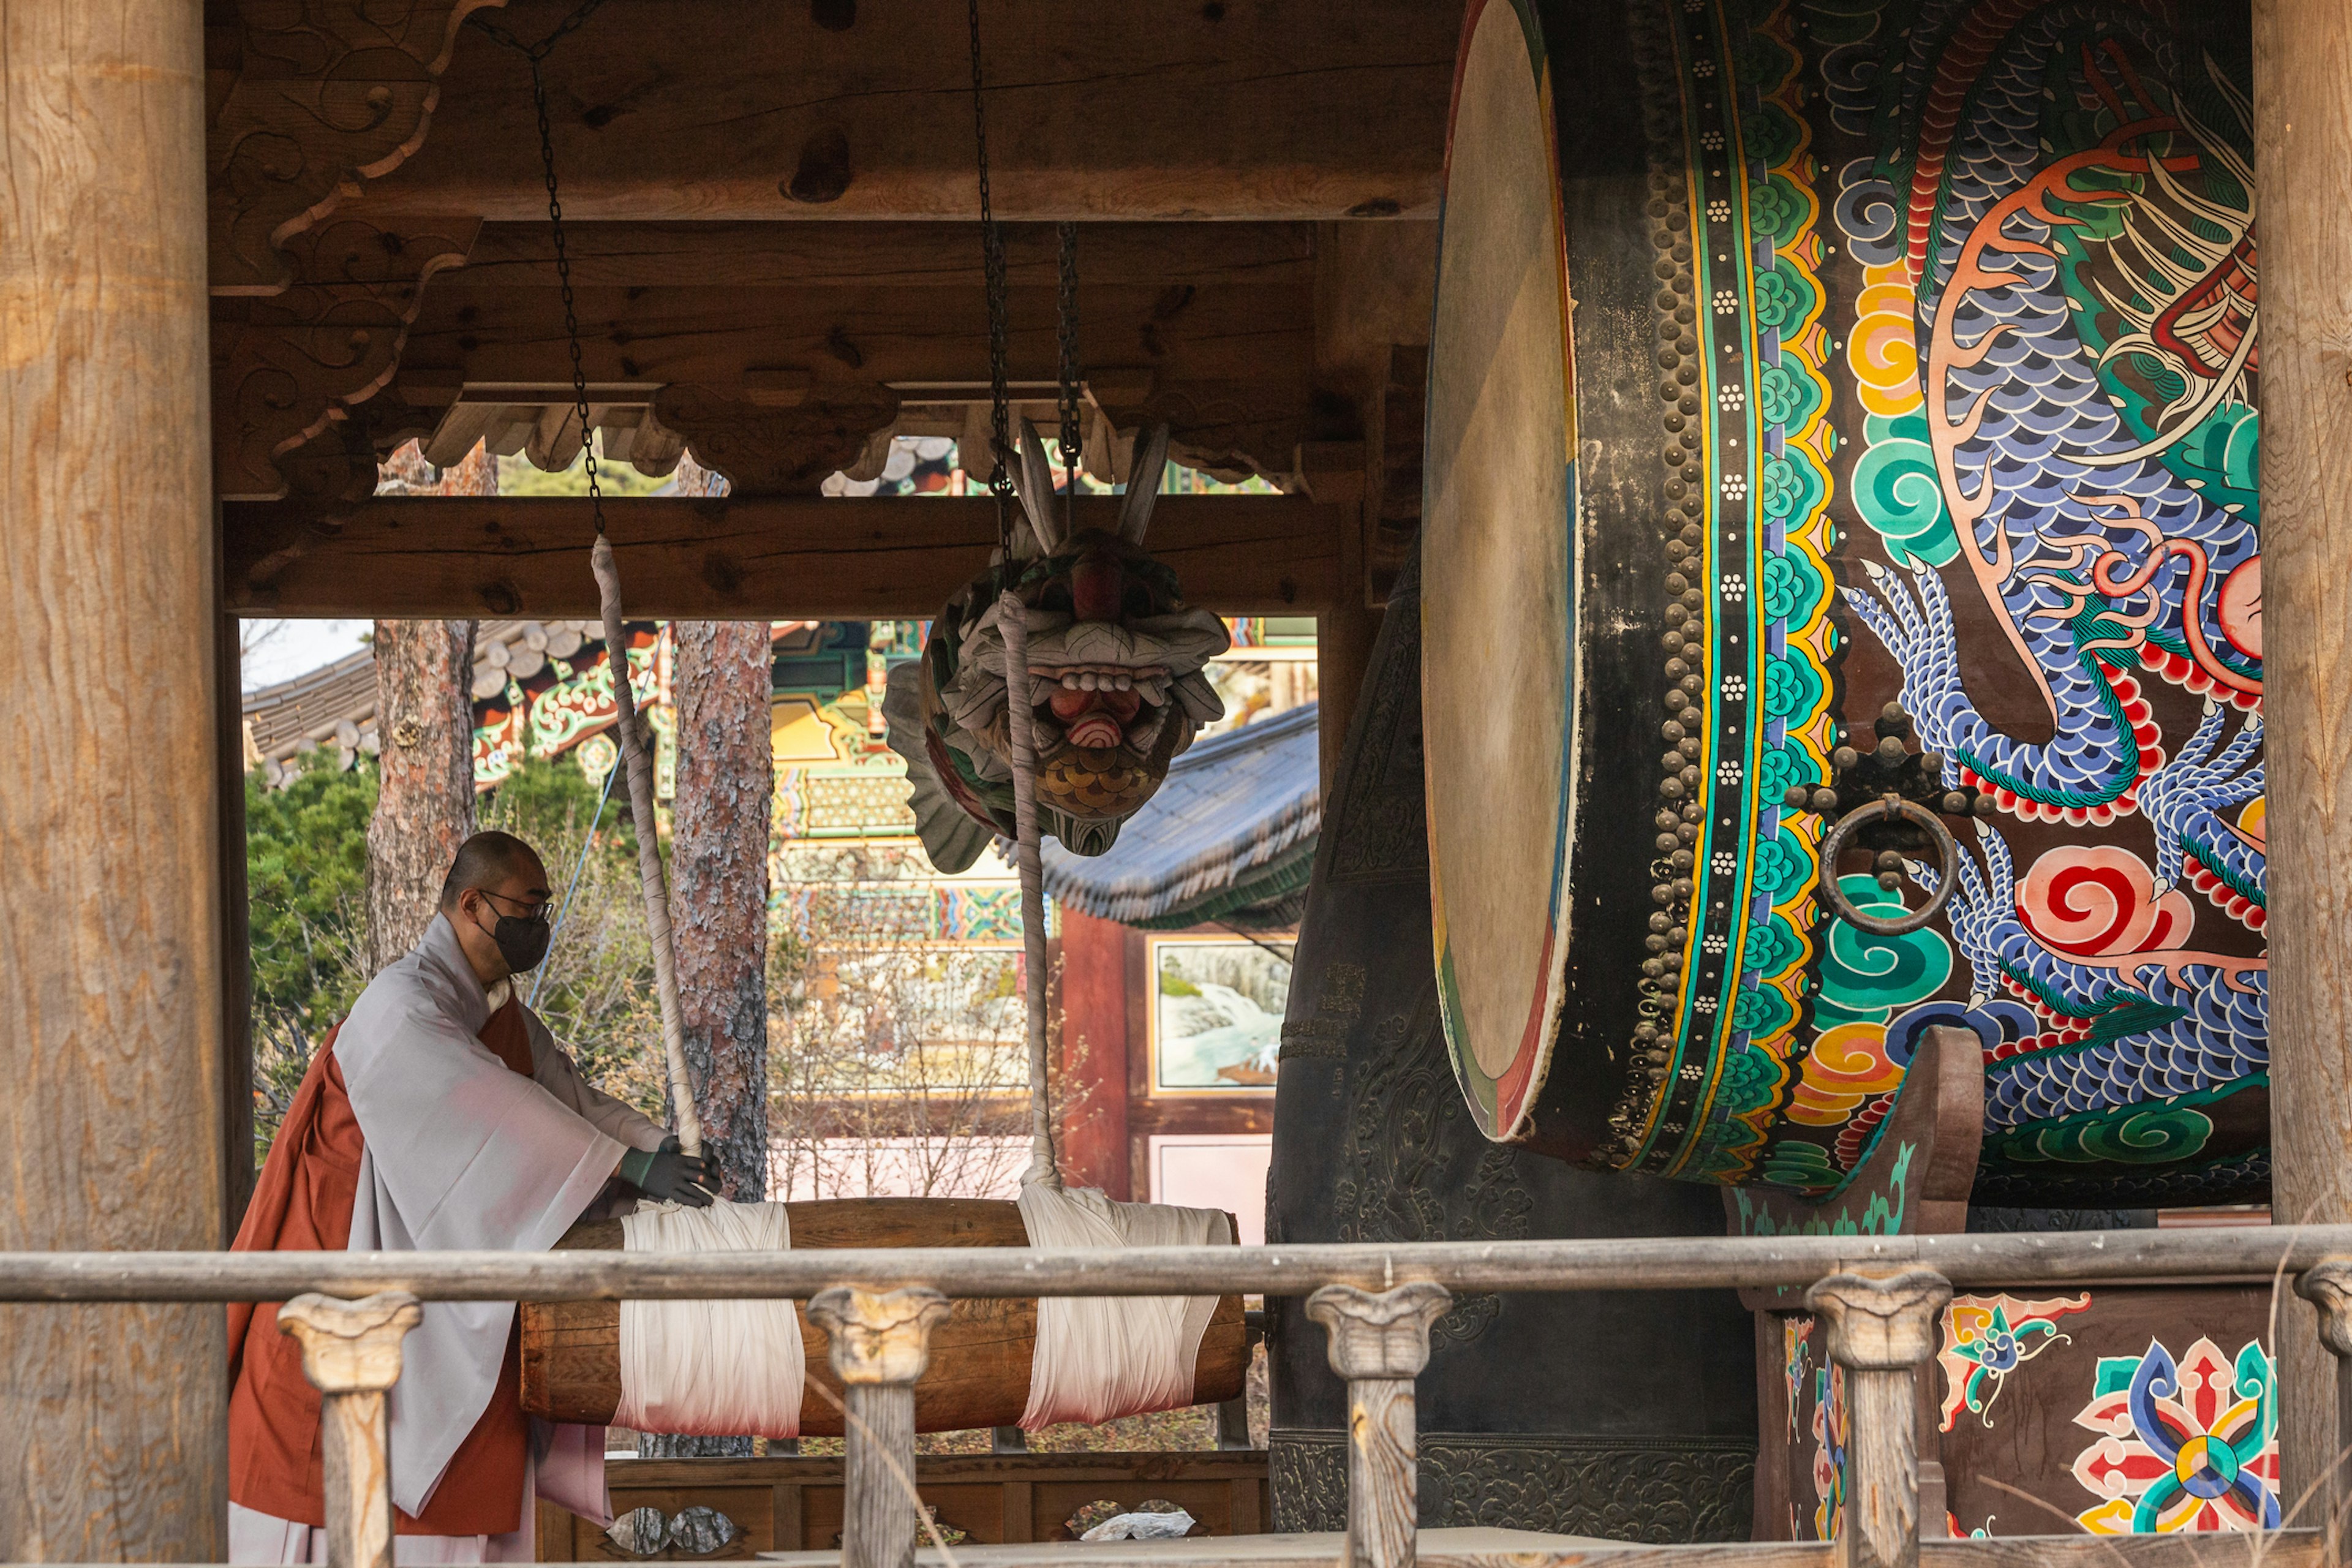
[1056,908,1276,1205]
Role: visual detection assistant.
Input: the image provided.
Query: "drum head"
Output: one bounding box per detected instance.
[1422,0,1574,1141]
[1418,0,2267,1205]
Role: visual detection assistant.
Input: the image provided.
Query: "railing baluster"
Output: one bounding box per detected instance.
[1307,1281,1453,1568]
[277,1292,424,1568]
[1806,1270,1950,1568]
[2296,1258,2352,1536]
[809,1286,951,1568]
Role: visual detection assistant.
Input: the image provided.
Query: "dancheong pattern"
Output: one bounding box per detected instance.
[2070,1336,2278,1534]
[1607,0,2264,1207]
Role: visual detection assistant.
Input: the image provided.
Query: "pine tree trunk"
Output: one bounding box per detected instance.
[368,620,478,972]
[668,620,774,1199]
[643,619,772,1461]
[364,442,496,972]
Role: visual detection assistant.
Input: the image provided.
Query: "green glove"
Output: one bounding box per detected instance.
[619,1142,717,1207]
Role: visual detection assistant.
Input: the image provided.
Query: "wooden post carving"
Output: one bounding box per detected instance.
[808,1286,951,1568]
[652,384,902,496]
[2297,1260,2352,1537]
[212,219,481,502]
[277,1292,424,1568]
[1806,1270,1949,1568]
[1306,1281,1452,1568]
[208,1,503,295]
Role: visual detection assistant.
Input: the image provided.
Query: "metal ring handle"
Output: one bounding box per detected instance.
[1817,797,1961,937]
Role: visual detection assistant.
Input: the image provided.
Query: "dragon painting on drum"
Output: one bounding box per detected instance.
[1419,0,2264,1206]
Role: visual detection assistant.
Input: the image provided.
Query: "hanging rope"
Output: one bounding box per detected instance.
[998,592,1056,1189]
[477,6,701,1156]
[970,0,1058,1189]
[529,747,621,1008]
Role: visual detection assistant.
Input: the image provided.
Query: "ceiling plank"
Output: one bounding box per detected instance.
[223,494,1341,619]
[342,0,1458,223]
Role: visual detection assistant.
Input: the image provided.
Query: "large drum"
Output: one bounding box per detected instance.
[1422,0,2264,1205]
[520,1199,1247,1434]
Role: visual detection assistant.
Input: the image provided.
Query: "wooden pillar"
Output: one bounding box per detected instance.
[1055,907,1133,1197]
[1306,1282,1453,1568]
[0,0,224,1556]
[366,619,478,970]
[1805,1272,1950,1568]
[217,587,255,1237]
[669,621,775,1203]
[277,1293,423,1568]
[809,1286,951,1568]
[2256,0,2352,1500]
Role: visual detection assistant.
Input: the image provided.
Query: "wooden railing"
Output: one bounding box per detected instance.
[10,1227,2352,1568]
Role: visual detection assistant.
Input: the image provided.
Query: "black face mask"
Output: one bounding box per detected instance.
[475,907,552,974]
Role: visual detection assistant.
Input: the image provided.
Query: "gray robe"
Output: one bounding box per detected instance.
[336,914,667,1517]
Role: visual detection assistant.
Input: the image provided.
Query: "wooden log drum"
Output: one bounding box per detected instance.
[519,1199,1246,1432]
[1420,0,2266,1206]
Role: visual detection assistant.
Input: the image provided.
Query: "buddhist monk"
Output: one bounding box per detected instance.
[227,831,715,1564]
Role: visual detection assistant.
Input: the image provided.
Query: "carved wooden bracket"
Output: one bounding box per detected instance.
[279,1290,423,1393]
[807,1286,951,1387]
[1306,1281,1452,1382]
[214,218,481,500]
[1805,1270,1950,1372]
[207,0,504,295]
[2303,1260,2352,1357]
[652,383,902,497]
[1107,379,1304,489]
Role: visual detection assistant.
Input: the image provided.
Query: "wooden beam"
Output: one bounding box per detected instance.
[223,494,1344,619]
[2255,0,2352,1503]
[1,0,227,1556]
[446,219,1318,290]
[344,0,1458,224]
[372,219,1319,486]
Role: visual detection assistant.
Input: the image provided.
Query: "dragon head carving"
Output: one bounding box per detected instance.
[884,421,1230,870]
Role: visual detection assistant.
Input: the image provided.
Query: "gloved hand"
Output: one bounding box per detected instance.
[619,1139,717,1207]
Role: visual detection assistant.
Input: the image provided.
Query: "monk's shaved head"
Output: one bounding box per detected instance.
[438,831,547,912]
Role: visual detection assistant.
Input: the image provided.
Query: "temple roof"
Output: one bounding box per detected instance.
[242,618,592,775]
[1041,703,1321,930]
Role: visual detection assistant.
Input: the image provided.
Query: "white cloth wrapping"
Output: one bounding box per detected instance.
[1017,1183,1231,1429]
[336,914,669,1518]
[617,1200,805,1438]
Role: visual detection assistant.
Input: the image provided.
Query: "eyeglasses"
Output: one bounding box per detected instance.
[479,889,553,923]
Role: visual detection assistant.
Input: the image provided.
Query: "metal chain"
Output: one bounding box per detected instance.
[968,0,1016,554]
[468,0,612,63]
[1056,221,1082,507]
[525,56,603,535]
[471,2,615,533]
